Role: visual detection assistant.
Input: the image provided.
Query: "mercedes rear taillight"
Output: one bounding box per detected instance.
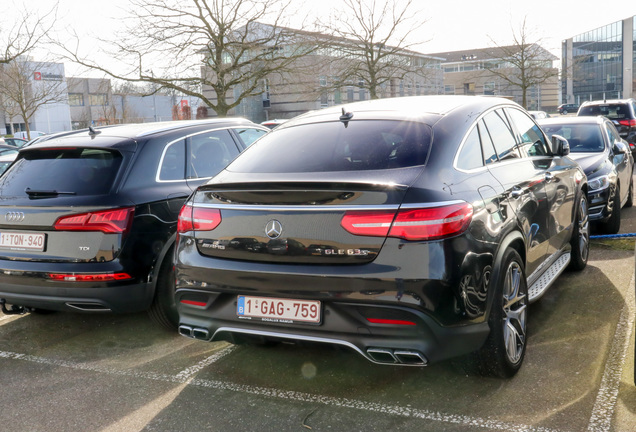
[177,204,221,233]
[341,203,473,241]
[54,207,134,234]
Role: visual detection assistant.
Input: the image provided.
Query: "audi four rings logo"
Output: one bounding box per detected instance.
[265,220,283,239]
[5,212,25,222]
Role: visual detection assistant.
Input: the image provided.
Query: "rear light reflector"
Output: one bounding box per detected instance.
[180,299,207,307]
[48,272,132,282]
[54,207,134,234]
[178,204,221,233]
[367,318,416,326]
[342,203,473,241]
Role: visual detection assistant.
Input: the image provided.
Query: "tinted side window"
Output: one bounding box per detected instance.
[477,121,498,165]
[0,148,122,196]
[159,139,186,181]
[234,127,268,147]
[482,110,520,161]
[187,129,240,179]
[456,126,483,170]
[506,108,549,157]
[605,121,620,144]
[227,120,432,173]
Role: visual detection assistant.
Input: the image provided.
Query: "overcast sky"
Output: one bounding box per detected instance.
[4,0,636,76]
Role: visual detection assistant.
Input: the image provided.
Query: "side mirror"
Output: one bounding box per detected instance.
[551,135,570,156]
[613,140,628,155]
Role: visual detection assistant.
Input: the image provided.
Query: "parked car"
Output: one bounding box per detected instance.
[0,137,28,147]
[577,99,636,156]
[12,131,46,140]
[539,116,633,234]
[0,119,269,329]
[528,110,550,120]
[175,96,589,377]
[0,145,19,175]
[558,103,580,115]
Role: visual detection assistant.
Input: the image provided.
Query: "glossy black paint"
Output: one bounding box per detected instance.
[0,119,268,316]
[539,116,634,223]
[176,96,587,365]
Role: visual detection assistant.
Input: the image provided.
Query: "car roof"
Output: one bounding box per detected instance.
[24,118,258,151]
[279,95,521,127]
[580,98,635,106]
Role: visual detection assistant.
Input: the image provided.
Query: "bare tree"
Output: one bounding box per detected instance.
[0,59,68,139]
[319,0,431,99]
[0,6,57,65]
[60,0,320,117]
[484,18,558,109]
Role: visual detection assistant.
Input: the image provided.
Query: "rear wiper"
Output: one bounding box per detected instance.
[25,188,77,197]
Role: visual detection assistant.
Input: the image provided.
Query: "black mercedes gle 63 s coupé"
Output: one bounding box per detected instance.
[175,96,589,377]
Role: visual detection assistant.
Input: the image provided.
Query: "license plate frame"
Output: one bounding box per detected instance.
[0,231,46,251]
[237,295,321,324]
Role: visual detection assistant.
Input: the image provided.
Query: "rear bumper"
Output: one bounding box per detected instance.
[176,290,490,365]
[0,260,154,313]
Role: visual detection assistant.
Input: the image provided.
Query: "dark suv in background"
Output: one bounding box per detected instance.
[0,119,268,329]
[577,99,636,155]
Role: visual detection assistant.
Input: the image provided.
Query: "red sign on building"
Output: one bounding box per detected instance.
[33,72,42,81]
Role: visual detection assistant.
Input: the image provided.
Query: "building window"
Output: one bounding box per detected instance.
[444,85,455,95]
[484,82,495,95]
[319,76,327,87]
[88,94,108,106]
[68,93,84,106]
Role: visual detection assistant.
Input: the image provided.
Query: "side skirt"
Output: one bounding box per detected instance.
[527,252,571,303]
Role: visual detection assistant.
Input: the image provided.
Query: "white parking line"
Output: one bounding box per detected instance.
[174,344,237,380]
[586,272,635,432]
[0,348,567,432]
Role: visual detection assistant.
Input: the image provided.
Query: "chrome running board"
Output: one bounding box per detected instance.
[527,252,570,303]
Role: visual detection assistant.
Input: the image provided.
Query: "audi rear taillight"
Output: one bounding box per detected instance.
[341,203,473,241]
[177,204,221,233]
[618,119,636,127]
[54,207,134,234]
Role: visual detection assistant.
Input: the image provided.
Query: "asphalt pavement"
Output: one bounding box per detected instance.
[0,193,635,431]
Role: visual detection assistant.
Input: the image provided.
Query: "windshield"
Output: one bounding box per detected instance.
[578,103,631,120]
[227,120,432,173]
[540,123,605,153]
[0,148,123,196]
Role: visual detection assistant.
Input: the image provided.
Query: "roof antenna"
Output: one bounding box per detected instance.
[339,107,353,128]
[88,126,101,137]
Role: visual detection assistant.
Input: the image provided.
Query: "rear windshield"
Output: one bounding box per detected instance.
[227,120,432,173]
[0,148,122,196]
[578,104,633,120]
[540,123,605,152]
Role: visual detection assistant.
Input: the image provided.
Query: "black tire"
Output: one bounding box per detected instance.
[475,248,528,378]
[148,250,179,330]
[562,109,568,115]
[625,177,633,208]
[601,186,621,235]
[568,194,589,271]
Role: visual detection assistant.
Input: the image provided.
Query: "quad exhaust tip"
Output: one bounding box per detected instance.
[179,325,210,341]
[367,348,427,366]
